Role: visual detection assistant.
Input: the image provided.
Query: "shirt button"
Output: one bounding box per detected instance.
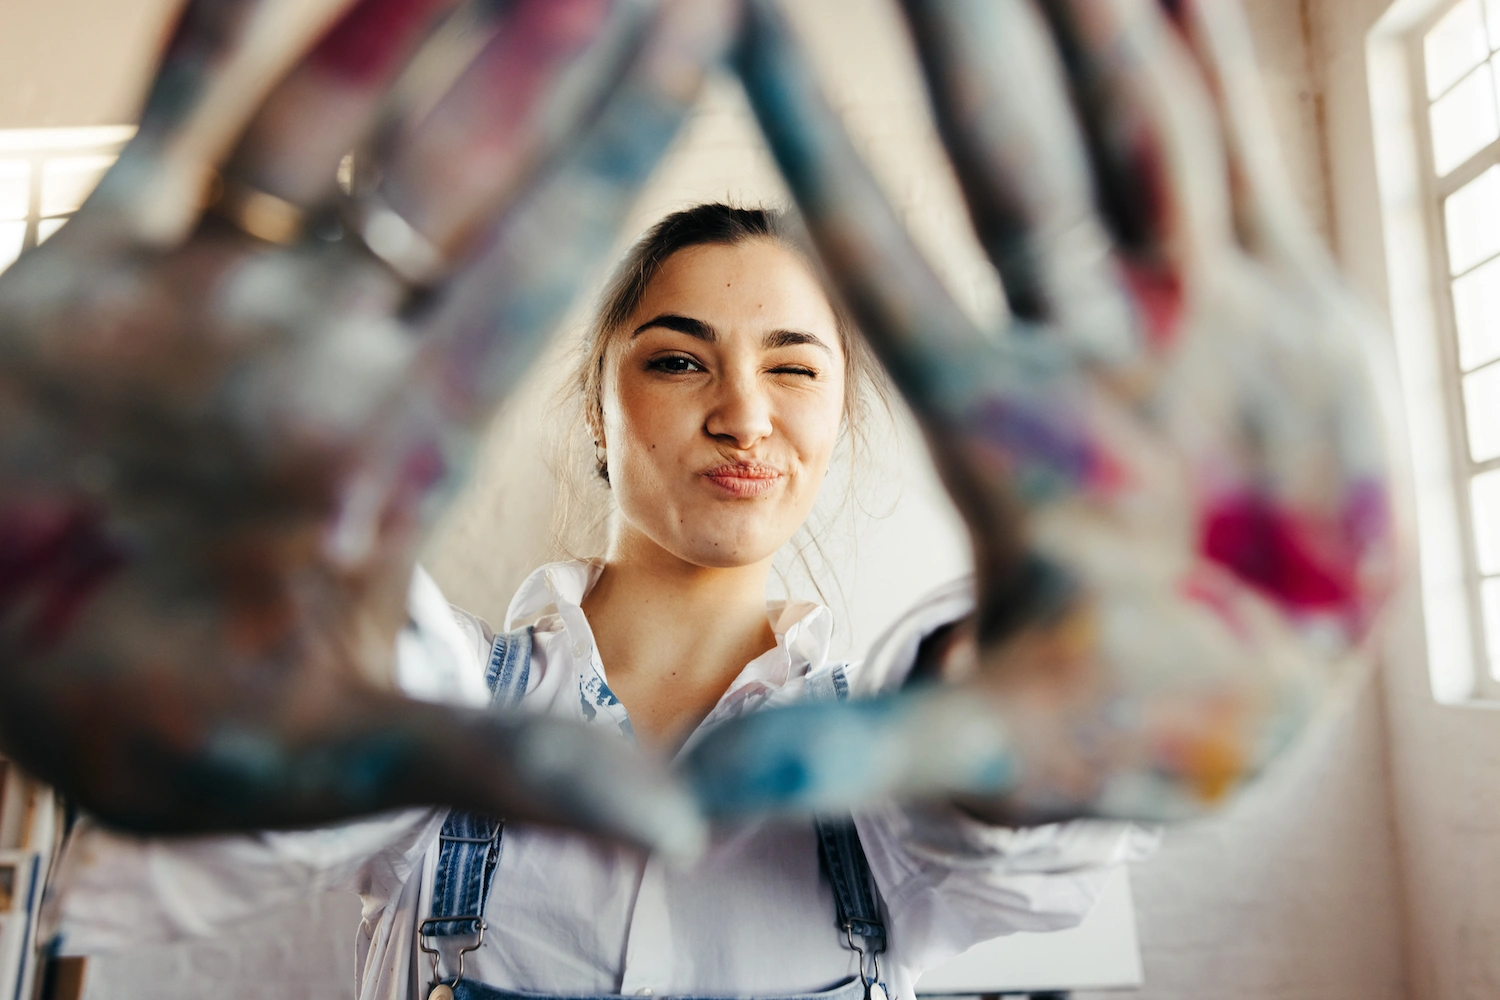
[573,642,588,658]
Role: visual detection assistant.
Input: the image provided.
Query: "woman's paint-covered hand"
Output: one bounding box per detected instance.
[0,0,738,855]
[683,0,1399,825]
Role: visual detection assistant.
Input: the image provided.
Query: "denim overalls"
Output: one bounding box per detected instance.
[418,628,890,1000]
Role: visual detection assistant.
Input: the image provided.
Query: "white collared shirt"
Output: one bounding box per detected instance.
[49,561,1157,1000]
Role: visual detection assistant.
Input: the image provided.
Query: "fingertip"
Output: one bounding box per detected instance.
[508,717,707,860]
[680,693,1020,821]
[631,785,709,866]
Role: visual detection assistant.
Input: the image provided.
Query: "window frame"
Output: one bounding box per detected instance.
[1410,0,1500,698]
[0,126,134,272]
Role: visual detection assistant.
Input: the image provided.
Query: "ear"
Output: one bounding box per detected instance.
[586,405,606,449]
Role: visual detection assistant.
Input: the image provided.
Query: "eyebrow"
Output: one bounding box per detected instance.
[632,313,833,355]
[631,313,716,341]
[763,328,833,355]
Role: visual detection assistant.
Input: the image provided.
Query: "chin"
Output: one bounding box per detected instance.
[677,535,783,569]
[671,510,791,569]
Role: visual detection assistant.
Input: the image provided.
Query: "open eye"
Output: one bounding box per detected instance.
[648,354,706,375]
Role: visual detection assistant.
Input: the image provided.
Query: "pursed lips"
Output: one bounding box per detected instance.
[701,462,784,498]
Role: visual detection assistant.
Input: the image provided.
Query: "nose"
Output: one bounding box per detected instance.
[704,367,773,450]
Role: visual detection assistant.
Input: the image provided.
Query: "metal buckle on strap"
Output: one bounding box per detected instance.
[843,923,885,1000]
[419,915,487,995]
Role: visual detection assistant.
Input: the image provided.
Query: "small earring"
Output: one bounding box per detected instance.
[594,441,609,482]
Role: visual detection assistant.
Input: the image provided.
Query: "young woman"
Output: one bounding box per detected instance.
[48,204,1154,1000]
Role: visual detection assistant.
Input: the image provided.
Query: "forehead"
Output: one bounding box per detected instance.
[633,239,841,343]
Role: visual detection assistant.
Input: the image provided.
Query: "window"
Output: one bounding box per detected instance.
[1415,0,1500,694]
[0,126,134,274]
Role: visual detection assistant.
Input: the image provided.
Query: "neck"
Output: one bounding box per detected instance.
[601,528,773,620]
[579,527,777,750]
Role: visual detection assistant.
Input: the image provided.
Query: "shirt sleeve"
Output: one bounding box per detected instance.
[47,565,484,953]
[394,564,494,709]
[46,808,446,953]
[849,578,1162,971]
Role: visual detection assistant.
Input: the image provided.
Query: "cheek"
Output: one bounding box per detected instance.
[605,375,695,463]
[785,388,846,480]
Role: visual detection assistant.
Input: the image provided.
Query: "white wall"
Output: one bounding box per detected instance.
[0,0,180,129]
[2,1,1421,998]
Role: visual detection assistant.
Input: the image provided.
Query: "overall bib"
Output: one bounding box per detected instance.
[418,628,890,1000]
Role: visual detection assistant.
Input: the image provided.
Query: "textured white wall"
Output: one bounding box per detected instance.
[4,1,1418,998]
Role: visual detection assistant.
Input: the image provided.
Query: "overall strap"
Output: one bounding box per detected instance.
[815,817,887,954]
[424,626,534,939]
[810,664,888,958]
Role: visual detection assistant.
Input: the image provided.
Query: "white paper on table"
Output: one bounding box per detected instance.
[915,867,1143,995]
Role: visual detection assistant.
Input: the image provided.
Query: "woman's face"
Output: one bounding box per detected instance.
[599,238,847,569]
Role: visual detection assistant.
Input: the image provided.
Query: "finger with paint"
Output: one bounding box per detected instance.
[333,0,743,558]
[899,0,1137,364]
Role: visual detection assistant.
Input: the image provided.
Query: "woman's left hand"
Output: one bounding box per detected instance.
[682,0,1399,826]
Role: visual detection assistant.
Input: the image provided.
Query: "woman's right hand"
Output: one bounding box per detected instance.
[0,0,736,856]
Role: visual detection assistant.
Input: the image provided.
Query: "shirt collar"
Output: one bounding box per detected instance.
[504,558,834,691]
[505,558,605,630]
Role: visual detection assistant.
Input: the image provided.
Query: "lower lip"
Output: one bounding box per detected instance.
[703,472,782,498]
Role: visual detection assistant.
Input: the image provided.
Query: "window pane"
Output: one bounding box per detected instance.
[0,220,24,273]
[0,125,134,154]
[1446,166,1500,273]
[0,161,28,221]
[1464,361,1500,460]
[1433,63,1500,174]
[36,217,66,244]
[1483,578,1500,678]
[1452,255,1500,368]
[40,155,112,217]
[1473,470,1500,573]
[1429,0,1490,98]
